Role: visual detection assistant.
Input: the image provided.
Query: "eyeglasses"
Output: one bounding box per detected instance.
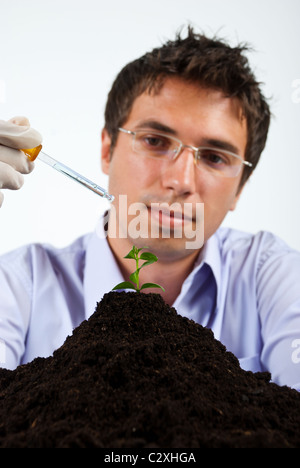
[118,127,252,178]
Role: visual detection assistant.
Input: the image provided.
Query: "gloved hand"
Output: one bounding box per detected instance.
[0,116,42,207]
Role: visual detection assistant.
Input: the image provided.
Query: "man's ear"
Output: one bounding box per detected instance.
[101,128,112,175]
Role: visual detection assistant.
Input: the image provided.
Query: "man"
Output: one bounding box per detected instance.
[0,28,300,390]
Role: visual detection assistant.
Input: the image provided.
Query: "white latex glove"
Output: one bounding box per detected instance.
[0,116,42,207]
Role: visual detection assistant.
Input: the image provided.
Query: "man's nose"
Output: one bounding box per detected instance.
[160,147,196,197]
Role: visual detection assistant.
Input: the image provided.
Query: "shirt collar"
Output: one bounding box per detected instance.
[192,230,222,306]
[198,231,221,283]
[83,226,124,319]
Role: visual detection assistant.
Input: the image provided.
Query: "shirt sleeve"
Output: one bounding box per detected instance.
[0,247,32,370]
[256,236,300,390]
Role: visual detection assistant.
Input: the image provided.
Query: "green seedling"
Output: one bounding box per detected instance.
[112,246,165,292]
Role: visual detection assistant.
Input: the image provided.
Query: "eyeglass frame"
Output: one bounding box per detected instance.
[118,127,253,178]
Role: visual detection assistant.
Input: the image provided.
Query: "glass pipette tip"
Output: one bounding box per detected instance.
[22,145,114,202]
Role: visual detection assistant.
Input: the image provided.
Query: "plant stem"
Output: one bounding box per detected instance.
[136,254,140,291]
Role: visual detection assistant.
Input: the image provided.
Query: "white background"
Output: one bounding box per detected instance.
[0,0,299,254]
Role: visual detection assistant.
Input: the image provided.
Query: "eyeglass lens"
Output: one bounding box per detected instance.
[132,131,242,177]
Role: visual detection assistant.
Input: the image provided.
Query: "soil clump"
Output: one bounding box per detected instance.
[0,291,300,448]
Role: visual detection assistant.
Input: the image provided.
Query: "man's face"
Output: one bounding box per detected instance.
[101,77,248,260]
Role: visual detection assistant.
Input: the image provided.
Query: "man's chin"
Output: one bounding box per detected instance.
[130,236,202,261]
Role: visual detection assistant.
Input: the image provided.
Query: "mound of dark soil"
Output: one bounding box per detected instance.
[0,291,300,448]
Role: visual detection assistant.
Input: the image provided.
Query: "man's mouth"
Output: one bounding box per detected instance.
[147,205,194,228]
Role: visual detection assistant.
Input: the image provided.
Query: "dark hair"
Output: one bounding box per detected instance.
[104,27,271,188]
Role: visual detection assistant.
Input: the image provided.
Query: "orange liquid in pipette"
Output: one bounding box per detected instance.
[21,145,43,161]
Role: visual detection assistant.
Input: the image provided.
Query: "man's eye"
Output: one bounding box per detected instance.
[143,136,169,149]
[200,150,230,166]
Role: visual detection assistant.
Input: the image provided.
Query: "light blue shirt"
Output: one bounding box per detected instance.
[1,223,300,391]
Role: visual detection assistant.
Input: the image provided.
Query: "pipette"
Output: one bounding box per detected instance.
[21,145,114,202]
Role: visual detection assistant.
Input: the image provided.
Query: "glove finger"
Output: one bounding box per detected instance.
[0,145,35,174]
[8,116,30,126]
[0,161,24,190]
[0,118,42,149]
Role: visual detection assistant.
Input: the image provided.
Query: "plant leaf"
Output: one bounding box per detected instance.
[129,271,139,285]
[139,252,158,270]
[140,252,158,262]
[140,282,165,291]
[124,247,136,259]
[137,246,148,254]
[139,261,150,270]
[112,281,137,291]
